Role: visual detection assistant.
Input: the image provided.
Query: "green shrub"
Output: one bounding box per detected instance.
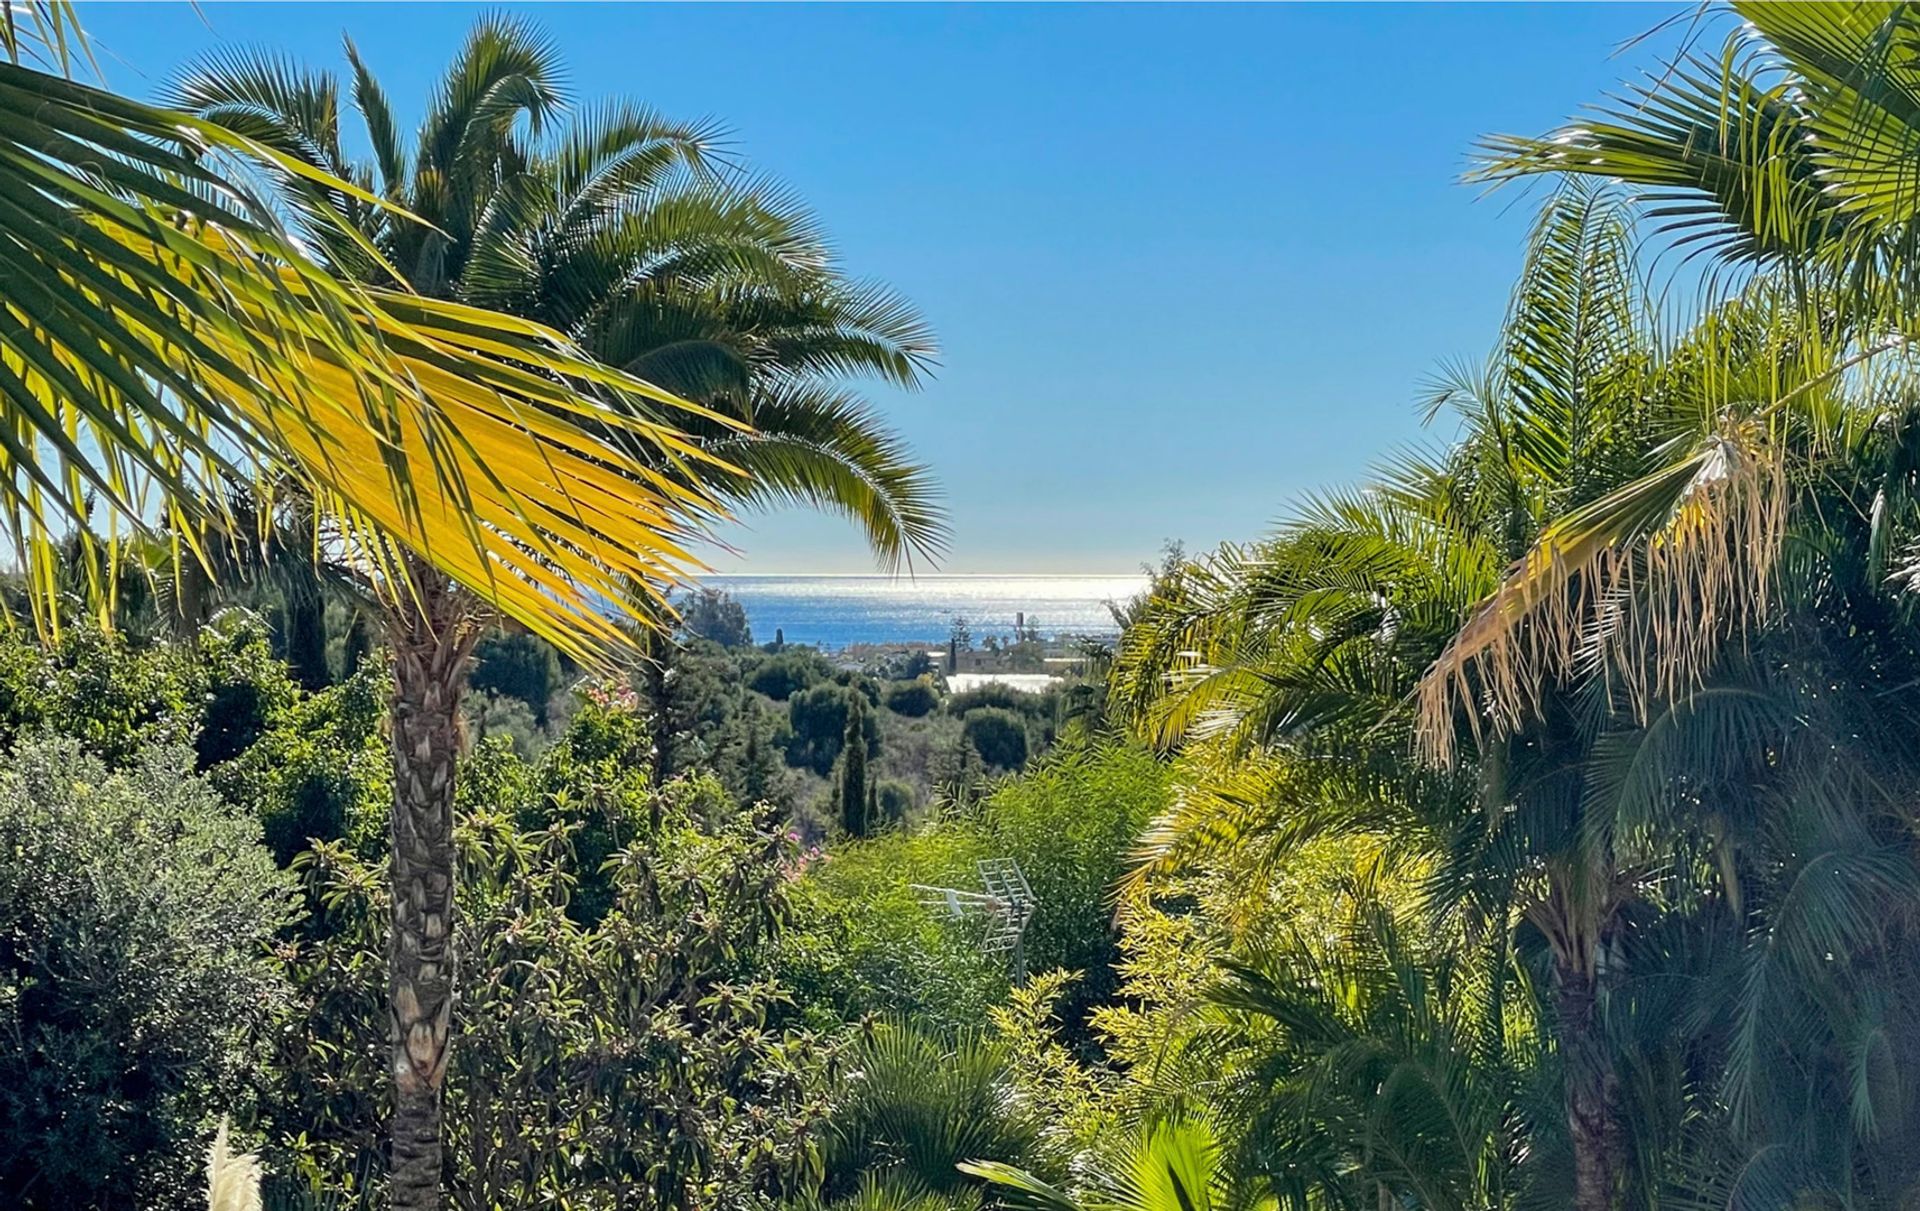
[884,679,940,718]
[0,737,296,1211]
[970,746,1167,1019]
[0,619,303,775]
[193,619,302,770]
[212,661,391,865]
[469,630,564,724]
[780,827,1003,1034]
[781,745,1168,1032]
[789,683,881,776]
[877,779,914,823]
[945,683,1045,719]
[464,688,545,758]
[275,766,827,1209]
[0,628,198,763]
[460,692,661,925]
[749,648,834,700]
[962,707,1028,771]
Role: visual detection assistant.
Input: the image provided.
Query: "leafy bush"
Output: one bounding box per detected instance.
[0,616,308,781]
[789,684,881,776]
[463,692,662,925]
[945,683,1047,719]
[967,746,1167,1017]
[0,737,297,1211]
[749,648,834,700]
[468,630,565,724]
[274,768,829,1209]
[0,627,204,763]
[883,679,940,718]
[212,661,391,865]
[781,745,1168,1032]
[779,825,1004,1034]
[962,707,1028,771]
[877,779,915,823]
[194,619,303,769]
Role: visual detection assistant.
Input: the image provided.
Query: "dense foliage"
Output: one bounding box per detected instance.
[0,738,296,1210]
[275,750,830,1209]
[780,745,1168,1034]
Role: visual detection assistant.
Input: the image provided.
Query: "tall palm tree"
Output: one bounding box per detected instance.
[172,19,944,1207]
[5,12,733,1204]
[1114,183,1875,1211]
[170,23,943,569]
[1424,1,1920,752]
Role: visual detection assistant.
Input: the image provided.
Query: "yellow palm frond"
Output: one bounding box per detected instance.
[1416,426,1785,765]
[0,49,732,657]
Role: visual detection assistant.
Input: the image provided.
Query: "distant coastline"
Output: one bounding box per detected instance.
[701,573,1147,650]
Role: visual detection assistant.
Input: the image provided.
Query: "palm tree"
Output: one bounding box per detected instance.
[825,1021,1044,1202]
[1424,1,1920,752]
[171,20,944,1206]
[1198,902,1530,1210]
[1,6,722,650]
[5,11,735,1205]
[1114,183,1877,1210]
[169,24,943,569]
[5,35,728,1198]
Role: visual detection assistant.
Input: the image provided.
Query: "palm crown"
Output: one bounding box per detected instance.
[170,16,945,571]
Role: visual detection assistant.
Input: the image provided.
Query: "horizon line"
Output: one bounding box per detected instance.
[702,571,1146,579]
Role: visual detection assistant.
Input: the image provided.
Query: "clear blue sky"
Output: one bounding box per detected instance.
[78,2,1690,574]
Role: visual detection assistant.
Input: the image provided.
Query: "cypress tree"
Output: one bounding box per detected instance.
[839,694,870,837]
[741,712,775,806]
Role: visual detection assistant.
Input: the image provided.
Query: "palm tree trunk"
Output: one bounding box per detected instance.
[284,574,332,690]
[386,566,477,1211]
[641,627,675,787]
[1554,961,1621,1211]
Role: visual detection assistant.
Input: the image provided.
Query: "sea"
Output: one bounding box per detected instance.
[702,575,1147,649]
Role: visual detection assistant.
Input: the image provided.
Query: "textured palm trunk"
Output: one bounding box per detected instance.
[640,626,674,788]
[1554,961,1622,1211]
[387,567,477,1211]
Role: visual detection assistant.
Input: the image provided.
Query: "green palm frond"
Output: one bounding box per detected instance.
[1475,46,1845,265]
[549,99,729,221]
[174,16,946,577]
[830,1021,1043,1198]
[698,382,944,571]
[965,1119,1266,1211]
[342,38,404,198]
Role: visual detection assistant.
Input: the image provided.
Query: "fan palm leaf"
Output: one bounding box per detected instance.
[1,15,724,652]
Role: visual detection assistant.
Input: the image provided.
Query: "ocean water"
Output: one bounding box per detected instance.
[703,575,1147,649]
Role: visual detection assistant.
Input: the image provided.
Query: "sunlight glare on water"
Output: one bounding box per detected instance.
[701,575,1148,648]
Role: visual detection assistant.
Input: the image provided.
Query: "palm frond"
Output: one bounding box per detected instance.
[697,381,945,571]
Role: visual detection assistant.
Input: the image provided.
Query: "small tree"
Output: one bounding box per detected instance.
[877,780,914,824]
[739,706,781,808]
[964,708,1029,771]
[680,588,753,649]
[840,694,871,837]
[884,679,940,717]
[948,616,972,673]
[469,631,564,725]
[788,684,878,776]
